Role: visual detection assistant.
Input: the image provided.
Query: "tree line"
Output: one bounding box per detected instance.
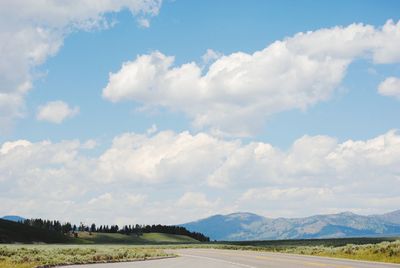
[22,218,210,242]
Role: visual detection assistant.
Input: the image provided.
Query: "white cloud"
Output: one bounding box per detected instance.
[0,0,162,131]
[137,18,150,28]
[103,20,400,136]
[36,101,79,123]
[96,130,237,183]
[1,130,400,223]
[202,49,222,64]
[126,193,147,205]
[177,192,216,208]
[87,192,145,207]
[0,140,31,154]
[146,124,158,135]
[88,193,113,205]
[378,77,400,99]
[239,187,332,202]
[82,139,97,149]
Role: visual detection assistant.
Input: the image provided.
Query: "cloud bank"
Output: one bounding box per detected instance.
[103,20,400,136]
[1,129,400,223]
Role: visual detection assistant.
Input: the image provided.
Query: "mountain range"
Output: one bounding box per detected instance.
[181,210,400,241]
[4,211,400,242]
[1,215,25,222]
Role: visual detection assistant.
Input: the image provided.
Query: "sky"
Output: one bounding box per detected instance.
[1,0,400,225]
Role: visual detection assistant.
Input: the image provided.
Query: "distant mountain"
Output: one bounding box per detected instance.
[1,215,25,222]
[181,212,265,241]
[181,210,400,241]
[373,210,400,225]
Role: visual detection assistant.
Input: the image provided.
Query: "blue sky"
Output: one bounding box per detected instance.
[7,0,400,146]
[1,0,400,224]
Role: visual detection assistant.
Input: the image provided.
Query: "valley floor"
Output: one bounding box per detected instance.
[61,248,400,268]
[1,239,400,268]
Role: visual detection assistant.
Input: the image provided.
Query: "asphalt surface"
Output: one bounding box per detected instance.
[61,248,400,268]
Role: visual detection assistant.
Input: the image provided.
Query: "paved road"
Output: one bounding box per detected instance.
[61,248,400,268]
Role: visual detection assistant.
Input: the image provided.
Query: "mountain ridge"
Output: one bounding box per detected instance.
[1,215,26,222]
[181,210,400,241]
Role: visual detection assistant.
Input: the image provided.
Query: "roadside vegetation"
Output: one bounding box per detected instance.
[220,236,398,247]
[1,239,400,267]
[168,238,400,264]
[282,240,400,263]
[0,245,172,268]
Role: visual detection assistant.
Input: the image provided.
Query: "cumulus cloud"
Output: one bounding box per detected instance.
[1,130,400,223]
[378,77,400,99]
[36,101,79,123]
[88,193,113,205]
[103,20,400,136]
[177,192,217,208]
[0,140,31,154]
[0,0,162,131]
[96,130,237,184]
[237,186,400,218]
[146,124,158,135]
[202,49,222,64]
[137,18,150,28]
[82,139,97,149]
[88,192,145,207]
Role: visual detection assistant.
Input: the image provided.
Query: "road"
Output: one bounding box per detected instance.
[61,248,400,268]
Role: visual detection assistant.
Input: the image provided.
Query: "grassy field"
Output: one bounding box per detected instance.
[164,238,400,264]
[0,219,200,245]
[228,239,400,264]
[1,238,400,267]
[0,245,172,268]
[218,236,399,248]
[140,233,197,243]
[76,231,198,244]
[281,240,400,264]
[0,219,201,245]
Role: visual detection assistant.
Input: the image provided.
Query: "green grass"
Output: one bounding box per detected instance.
[281,240,400,263]
[216,236,399,248]
[0,245,172,268]
[141,233,198,243]
[1,239,400,267]
[0,219,200,245]
[163,238,400,264]
[74,232,198,244]
[75,232,141,244]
